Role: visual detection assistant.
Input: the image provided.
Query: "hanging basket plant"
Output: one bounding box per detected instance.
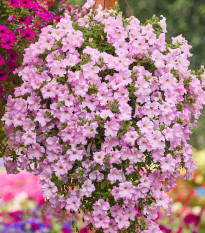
[2,0,205,232]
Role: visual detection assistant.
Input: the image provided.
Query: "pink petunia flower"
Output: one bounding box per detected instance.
[1,34,17,50]
[7,50,19,62]
[7,62,18,72]
[0,25,10,37]
[81,179,95,197]
[20,0,34,8]
[66,196,81,212]
[0,54,5,66]
[20,27,36,40]
[0,69,8,81]
[7,0,20,7]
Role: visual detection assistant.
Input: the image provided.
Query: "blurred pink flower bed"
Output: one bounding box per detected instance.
[0,165,73,232]
[0,172,43,203]
[0,161,205,233]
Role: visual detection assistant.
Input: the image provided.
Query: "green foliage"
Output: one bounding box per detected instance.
[0,127,7,158]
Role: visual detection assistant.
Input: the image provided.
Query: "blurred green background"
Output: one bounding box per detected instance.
[59,0,205,149]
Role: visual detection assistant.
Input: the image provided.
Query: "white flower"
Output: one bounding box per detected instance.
[158,15,167,33]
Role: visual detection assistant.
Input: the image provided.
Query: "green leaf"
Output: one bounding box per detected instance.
[100,180,107,189]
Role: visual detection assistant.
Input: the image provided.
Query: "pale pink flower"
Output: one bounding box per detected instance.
[160,154,176,173]
[66,196,81,212]
[115,214,130,229]
[81,180,95,197]
[42,181,57,198]
[93,151,105,165]
[158,15,167,33]
[108,168,123,184]
[104,119,120,137]
[93,215,110,229]
[119,181,135,199]
[27,144,45,160]
[22,131,36,146]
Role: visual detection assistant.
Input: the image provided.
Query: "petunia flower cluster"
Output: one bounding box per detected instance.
[0,0,60,85]
[2,0,59,55]
[0,0,61,118]
[0,25,17,83]
[2,1,205,232]
[7,0,55,11]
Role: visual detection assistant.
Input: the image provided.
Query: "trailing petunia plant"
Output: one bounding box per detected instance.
[0,0,62,119]
[0,0,87,121]
[0,0,62,159]
[2,0,205,232]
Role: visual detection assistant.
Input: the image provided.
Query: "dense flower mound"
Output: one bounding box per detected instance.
[2,1,205,232]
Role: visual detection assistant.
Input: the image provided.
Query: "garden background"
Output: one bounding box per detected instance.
[0,0,205,232]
